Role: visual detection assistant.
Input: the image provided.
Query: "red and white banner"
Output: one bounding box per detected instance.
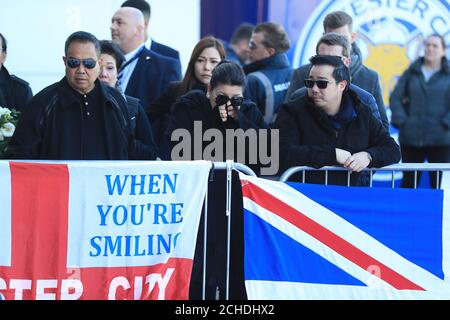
[0,160,211,300]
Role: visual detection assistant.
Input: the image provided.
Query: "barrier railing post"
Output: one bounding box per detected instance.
[202,167,210,300]
[414,171,418,189]
[437,171,440,189]
[391,171,395,188]
[225,160,233,300]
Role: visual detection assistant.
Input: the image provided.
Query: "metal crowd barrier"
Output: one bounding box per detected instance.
[279,163,450,189]
[200,161,255,300]
[202,162,450,299]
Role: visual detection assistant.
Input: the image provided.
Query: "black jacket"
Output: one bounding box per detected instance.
[124,95,158,160]
[390,57,450,147]
[275,91,400,186]
[170,90,269,169]
[147,80,207,160]
[286,43,388,130]
[0,66,33,112]
[5,77,134,160]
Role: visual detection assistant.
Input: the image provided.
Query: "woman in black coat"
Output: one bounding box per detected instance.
[170,61,269,164]
[390,34,450,188]
[148,36,226,159]
[170,61,269,300]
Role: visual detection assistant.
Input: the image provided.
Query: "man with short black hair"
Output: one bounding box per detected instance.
[286,32,389,131]
[243,22,293,125]
[275,55,400,186]
[0,33,33,112]
[287,10,386,129]
[5,31,134,160]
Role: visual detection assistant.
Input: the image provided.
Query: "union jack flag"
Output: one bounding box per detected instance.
[241,174,450,299]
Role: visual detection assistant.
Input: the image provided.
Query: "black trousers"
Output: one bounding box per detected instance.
[400,144,450,188]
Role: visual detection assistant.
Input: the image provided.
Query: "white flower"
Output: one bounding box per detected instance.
[0,122,15,138]
[0,107,11,117]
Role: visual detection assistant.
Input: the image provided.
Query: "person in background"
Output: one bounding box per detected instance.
[243,22,293,126]
[390,34,450,189]
[0,33,32,112]
[224,22,254,66]
[286,10,388,130]
[275,55,400,186]
[111,7,181,110]
[148,36,225,160]
[5,31,133,160]
[99,40,157,160]
[121,0,181,75]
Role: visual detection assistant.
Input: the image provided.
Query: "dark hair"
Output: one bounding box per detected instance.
[121,0,151,21]
[253,22,291,54]
[316,32,350,58]
[179,36,226,95]
[99,40,125,69]
[65,31,101,57]
[230,22,255,45]
[210,60,246,90]
[427,33,447,50]
[309,55,350,89]
[323,11,353,32]
[0,33,6,53]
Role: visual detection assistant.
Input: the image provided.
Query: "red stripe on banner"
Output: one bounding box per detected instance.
[241,180,424,291]
[8,162,69,299]
[78,258,193,300]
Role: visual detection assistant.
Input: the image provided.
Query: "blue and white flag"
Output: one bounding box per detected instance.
[240,174,450,299]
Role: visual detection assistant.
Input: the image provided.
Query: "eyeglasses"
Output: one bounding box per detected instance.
[66,58,97,69]
[215,94,244,108]
[304,79,333,89]
[248,41,264,50]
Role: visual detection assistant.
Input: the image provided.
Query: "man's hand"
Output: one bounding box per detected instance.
[336,148,352,165]
[343,151,371,172]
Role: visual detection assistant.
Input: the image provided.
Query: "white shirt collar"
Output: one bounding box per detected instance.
[144,38,153,51]
[124,43,144,61]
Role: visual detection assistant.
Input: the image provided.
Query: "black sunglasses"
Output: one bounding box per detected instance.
[304,79,332,89]
[215,94,244,108]
[66,58,97,69]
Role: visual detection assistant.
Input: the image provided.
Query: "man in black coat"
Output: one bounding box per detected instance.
[0,33,33,112]
[286,11,387,130]
[5,31,134,160]
[275,55,400,186]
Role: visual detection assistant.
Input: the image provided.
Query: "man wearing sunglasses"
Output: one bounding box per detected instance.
[286,11,388,132]
[275,55,400,186]
[285,32,389,132]
[5,31,134,160]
